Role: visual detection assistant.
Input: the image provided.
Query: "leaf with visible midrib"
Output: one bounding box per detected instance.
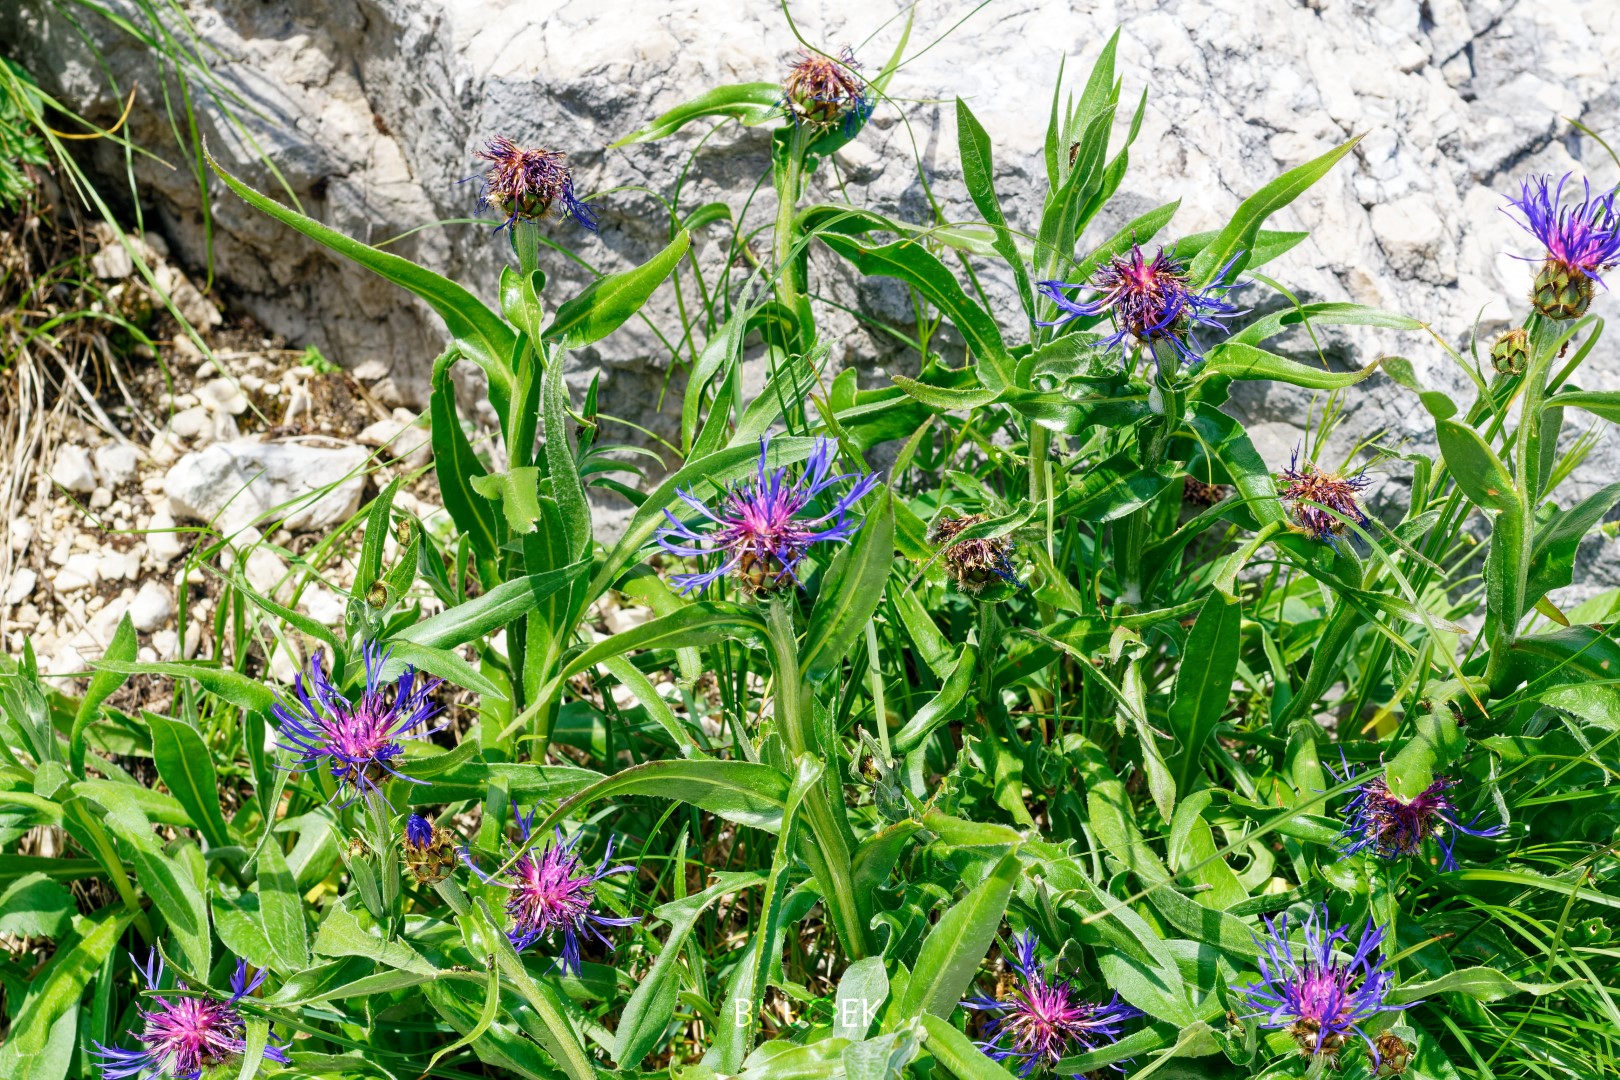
[897,850,1021,1020]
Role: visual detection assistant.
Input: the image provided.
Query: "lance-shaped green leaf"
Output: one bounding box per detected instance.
[256,835,309,973]
[1546,388,1620,423]
[534,759,792,834]
[69,613,136,775]
[1387,967,1571,1005]
[543,230,690,348]
[397,563,587,650]
[611,83,783,147]
[147,714,232,849]
[92,661,275,715]
[1201,343,1388,390]
[0,906,134,1079]
[1053,450,1170,522]
[207,154,515,392]
[431,351,502,559]
[892,642,977,753]
[1187,136,1361,285]
[819,233,1013,390]
[897,849,1021,1020]
[801,490,894,682]
[1167,591,1241,792]
[956,97,1034,322]
[614,871,767,1067]
[1225,301,1422,347]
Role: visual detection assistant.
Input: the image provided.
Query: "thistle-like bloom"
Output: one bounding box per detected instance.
[1036,244,1243,365]
[93,953,289,1080]
[470,136,598,233]
[1238,906,1401,1065]
[930,514,1022,599]
[1340,770,1503,871]
[961,933,1140,1076]
[402,813,458,885]
[782,47,872,136]
[1504,173,1620,319]
[655,435,881,596]
[1277,449,1372,550]
[272,641,444,805]
[463,805,638,974]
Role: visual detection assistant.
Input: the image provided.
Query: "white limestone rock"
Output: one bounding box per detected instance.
[164,440,369,534]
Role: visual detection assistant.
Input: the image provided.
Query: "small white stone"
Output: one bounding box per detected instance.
[197,378,249,416]
[89,487,113,510]
[152,628,178,659]
[144,501,186,569]
[93,443,141,488]
[195,360,218,379]
[54,553,100,592]
[181,619,202,659]
[5,568,37,606]
[352,359,391,382]
[9,520,33,553]
[98,549,140,582]
[168,406,213,440]
[301,584,346,627]
[129,580,174,633]
[49,446,97,494]
[267,645,302,685]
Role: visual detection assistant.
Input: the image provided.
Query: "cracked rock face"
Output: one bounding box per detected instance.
[6,0,1620,595]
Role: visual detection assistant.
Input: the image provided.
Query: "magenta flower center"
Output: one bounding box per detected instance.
[507,847,597,940]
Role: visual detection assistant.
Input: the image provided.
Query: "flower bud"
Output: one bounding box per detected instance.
[1531,258,1594,320]
[401,813,457,885]
[1489,327,1529,375]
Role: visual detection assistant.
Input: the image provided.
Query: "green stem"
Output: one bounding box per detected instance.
[764,596,870,958]
[772,125,811,351]
[1113,345,1185,606]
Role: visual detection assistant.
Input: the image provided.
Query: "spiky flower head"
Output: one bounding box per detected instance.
[462,806,638,974]
[271,641,444,805]
[1237,906,1401,1066]
[1277,449,1372,550]
[1036,244,1243,366]
[1489,327,1529,375]
[929,514,1022,601]
[1504,173,1620,320]
[782,48,872,135]
[93,953,289,1080]
[470,136,598,233]
[961,933,1140,1076]
[655,435,881,597]
[1338,768,1502,871]
[402,813,458,885]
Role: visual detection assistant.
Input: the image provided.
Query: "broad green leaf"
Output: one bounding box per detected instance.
[256,835,309,972]
[541,601,767,705]
[92,660,275,715]
[0,873,74,939]
[919,1014,1014,1080]
[1386,711,1463,801]
[312,897,436,975]
[834,958,890,1042]
[543,231,690,348]
[897,850,1021,1019]
[1436,419,1517,511]
[611,83,782,147]
[0,907,133,1078]
[1387,967,1569,1005]
[801,490,894,682]
[384,639,506,702]
[468,467,542,534]
[1547,388,1620,423]
[1167,591,1241,792]
[147,714,232,849]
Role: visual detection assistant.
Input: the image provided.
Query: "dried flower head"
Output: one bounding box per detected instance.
[1339,768,1503,871]
[463,806,638,973]
[961,933,1140,1076]
[1238,906,1401,1067]
[655,435,881,596]
[1505,173,1620,320]
[272,642,445,805]
[1037,244,1243,365]
[1182,477,1229,506]
[471,136,598,233]
[402,813,458,885]
[782,47,872,135]
[1277,449,1371,549]
[930,514,1022,598]
[93,953,289,1080]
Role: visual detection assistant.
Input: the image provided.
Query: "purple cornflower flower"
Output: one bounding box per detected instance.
[782,47,873,136]
[1277,448,1372,550]
[1036,244,1244,365]
[655,435,881,596]
[462,805,638,974]
[93,952,289,1080]
[1504,174,1620,320]
[960,933,1140,1076]
[271,641,444,805]
[402,812,457,885]
[1339,768,1503,871]
[469,136,598,233]
[1238,906,1401,1066]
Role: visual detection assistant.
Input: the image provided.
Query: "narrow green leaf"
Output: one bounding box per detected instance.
[1167,591,1241,792]
[256,835,309,972]
[801,490,894,683]
[535,758,792,835]
[544,231,690,348]
[611,83,782,147]
[897,850,1021,1019]
[397,563,586,650]
[69,613,136,775]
